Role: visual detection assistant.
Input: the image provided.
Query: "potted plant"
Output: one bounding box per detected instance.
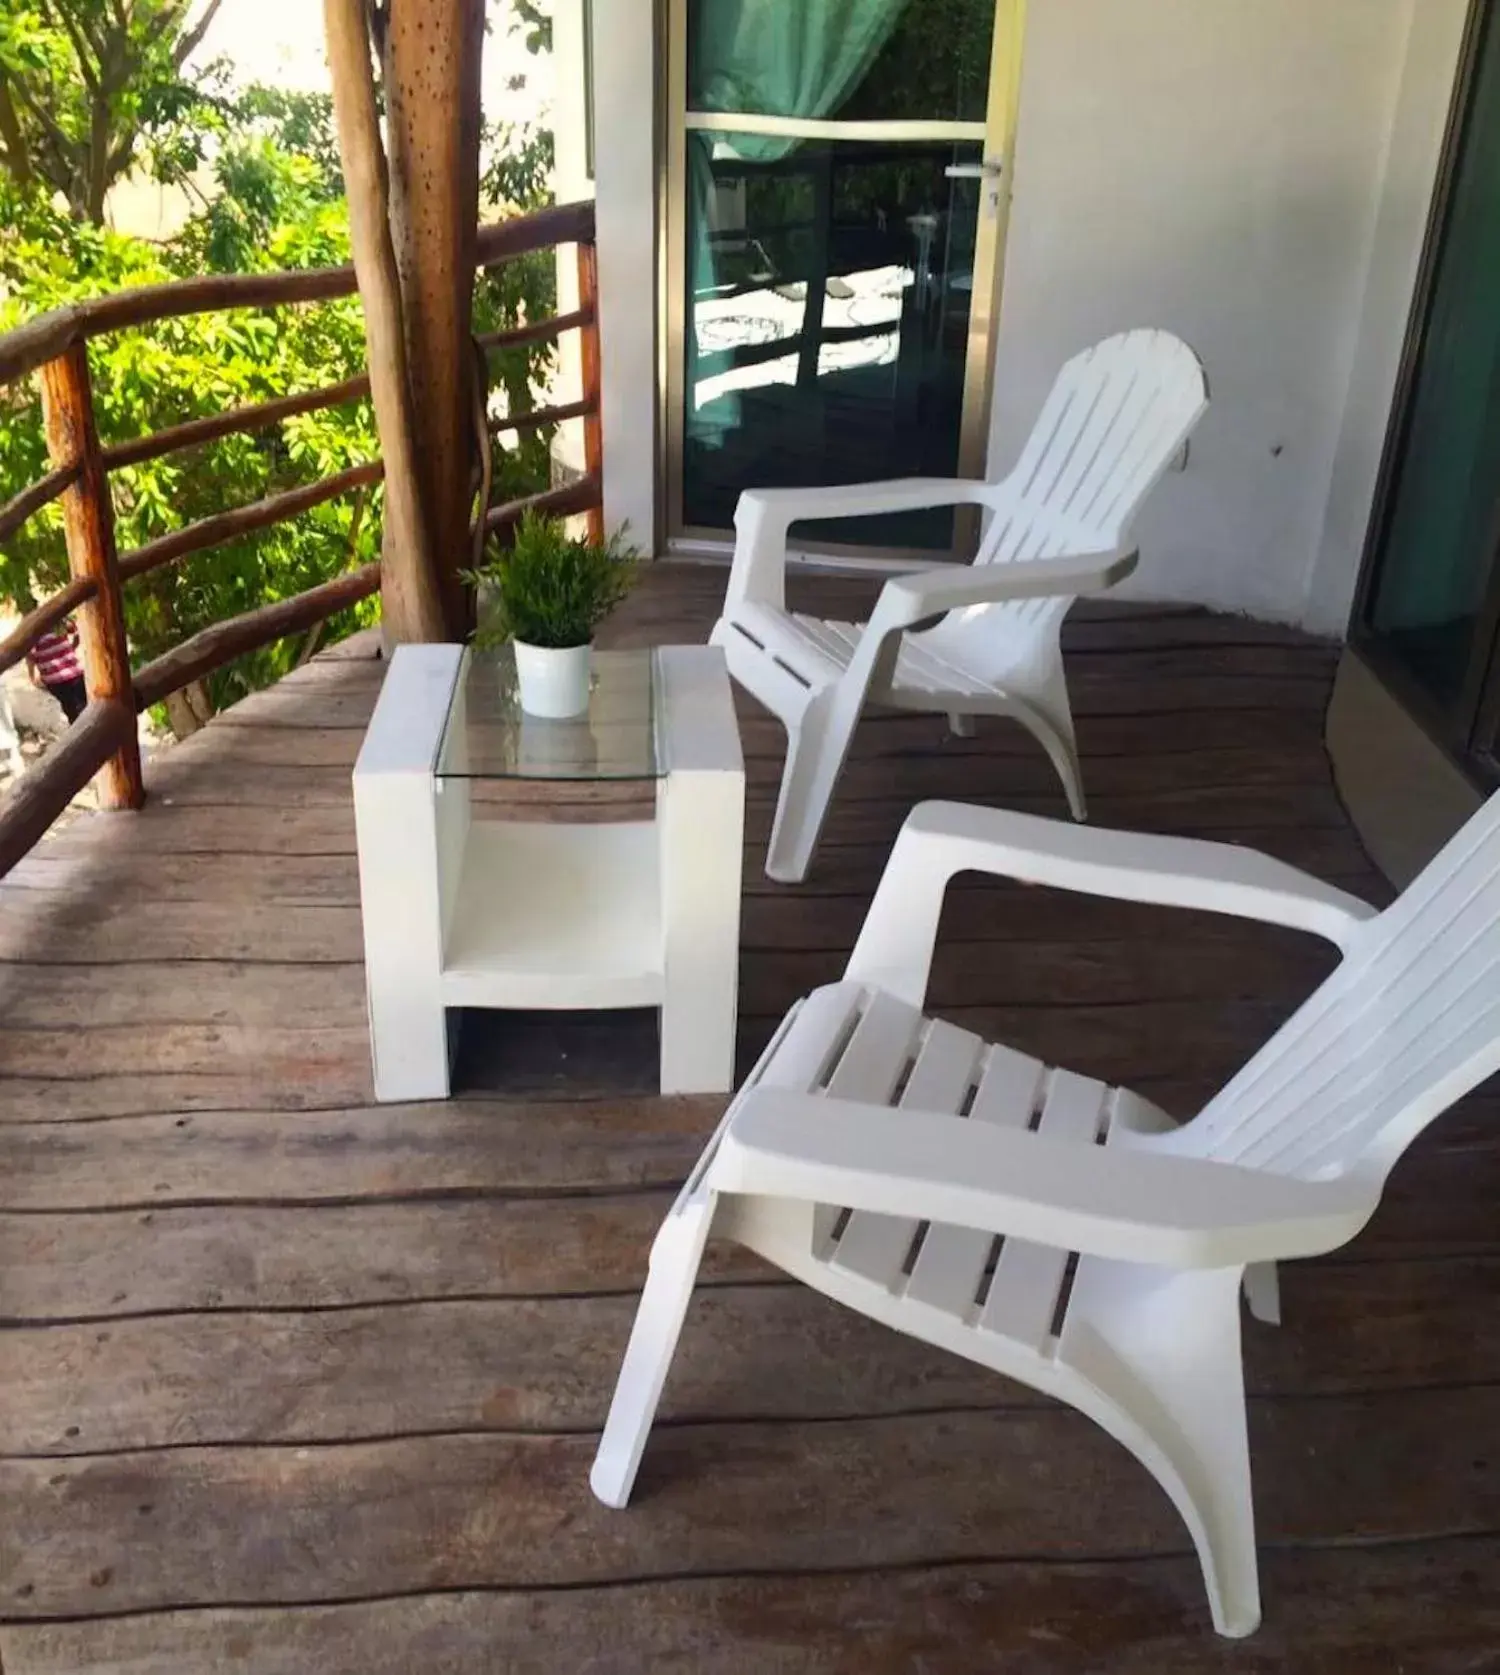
[470,511,638,718]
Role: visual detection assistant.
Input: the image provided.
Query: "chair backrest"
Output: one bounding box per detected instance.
[929,330,1207,659]
[980,328,1209,566]
[1177,790,1500,1184]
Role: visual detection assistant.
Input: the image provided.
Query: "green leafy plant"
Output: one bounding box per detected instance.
[469,512,637,650]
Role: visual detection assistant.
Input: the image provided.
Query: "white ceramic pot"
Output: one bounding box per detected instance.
[512,639,592,718]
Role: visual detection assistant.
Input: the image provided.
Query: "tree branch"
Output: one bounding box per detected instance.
[174,0,224,64]
[0,74,34,191]
[7,75,77,196]
[86,92,112,223]
[39,0,101,95]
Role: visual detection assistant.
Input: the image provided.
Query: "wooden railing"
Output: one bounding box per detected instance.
[0,199,602,877]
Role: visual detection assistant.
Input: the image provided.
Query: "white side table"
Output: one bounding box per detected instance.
[353,643,744,1101]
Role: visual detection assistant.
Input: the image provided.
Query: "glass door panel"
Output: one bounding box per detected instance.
[670,0,1015,553]
[1361,0,1500,737]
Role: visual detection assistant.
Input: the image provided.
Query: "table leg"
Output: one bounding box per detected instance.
[353,645,464,1102]
[656,647,745,1095]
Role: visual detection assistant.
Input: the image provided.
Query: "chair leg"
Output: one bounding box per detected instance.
[590,1204,713,1509]
[766,693,859,884]
[1034,660,1086,821]
[1062,1264,1261,1637]
[1243,1262,1280,1326]
[1180,1415,1261,1639]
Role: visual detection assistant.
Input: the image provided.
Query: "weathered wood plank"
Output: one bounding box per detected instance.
[0,1194,768,1320]
[0,897,365,963]
[1,1139,1493,1323]
[0,932,1334,1023]
[3,838,1375,919]
[147,738,1346,803]
[0,1024,369,1092]
[0,990,1291,1125]
[0,1287,1002,1454]
[3,1391,1497,1617]
[7,1257,1500,1456]
[747,782,1356,843]
[0,963,364,1029]
[742,934,1337,1013]
[4,1542,1490,1675]
[0,1098,720,1206]
[25,802,358,858]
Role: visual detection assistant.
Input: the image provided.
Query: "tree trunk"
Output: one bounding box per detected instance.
[381,0,486,635]
[322,0,450,643]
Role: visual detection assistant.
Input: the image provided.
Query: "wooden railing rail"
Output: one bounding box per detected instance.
[0,199,596,387]
[0,199,602,877]
[0,463,81,544]
[131,563,383,709]
[99,373,373,473]
[116,461,388,585]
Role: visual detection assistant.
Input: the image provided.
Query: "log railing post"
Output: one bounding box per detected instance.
[38,341,143,810]
[577,238,605,547]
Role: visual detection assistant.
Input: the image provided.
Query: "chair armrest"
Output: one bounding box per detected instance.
[710,1091,1375,1268]
[875,546,1138,630]
[725,478,997,611]
[823,549,1140,710]
[845,801,1380,1008]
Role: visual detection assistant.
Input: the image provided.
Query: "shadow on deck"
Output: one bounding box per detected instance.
[0,563,1496,1673]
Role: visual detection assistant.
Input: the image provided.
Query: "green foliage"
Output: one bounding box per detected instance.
[469,513,637,650]
[508,0,553,56]
[0,0,225,223]
[476,17,558,506]
[0,3,565,728]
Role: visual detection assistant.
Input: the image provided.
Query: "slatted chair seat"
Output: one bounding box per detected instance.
[712,329,1211,881]
[739,980,1175,1347]
[592,794,1500,1641]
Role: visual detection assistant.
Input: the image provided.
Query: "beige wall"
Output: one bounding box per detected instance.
[988,0,1465,629]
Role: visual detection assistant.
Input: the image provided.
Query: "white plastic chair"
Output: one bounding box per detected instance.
[711,328,1210,882]
[591,792,1500,1637]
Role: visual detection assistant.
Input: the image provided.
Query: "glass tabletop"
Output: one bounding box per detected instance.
[437,644,660,781]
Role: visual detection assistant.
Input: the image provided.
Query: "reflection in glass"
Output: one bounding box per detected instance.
[683,136,982,547]
[681,0,997,549]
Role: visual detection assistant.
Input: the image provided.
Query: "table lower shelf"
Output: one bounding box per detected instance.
[440,819,665,1010]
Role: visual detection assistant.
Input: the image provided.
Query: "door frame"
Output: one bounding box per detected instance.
[657,0,1028,562]
[1348,0,1500,778]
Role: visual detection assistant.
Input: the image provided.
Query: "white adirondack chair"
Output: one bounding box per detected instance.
[711,329,1209,882]
[592,792,1500,1638]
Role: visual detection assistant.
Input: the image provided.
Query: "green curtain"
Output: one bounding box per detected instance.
[690,0,910,160]
[685,0,909,442]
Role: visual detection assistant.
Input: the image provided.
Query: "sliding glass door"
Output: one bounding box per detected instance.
[1357,0,1500,779]
[664,0,1024,554]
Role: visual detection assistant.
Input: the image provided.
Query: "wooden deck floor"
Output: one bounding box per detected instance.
[1,564,1497,1673]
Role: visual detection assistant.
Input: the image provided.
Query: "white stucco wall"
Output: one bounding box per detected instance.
[987,0,1462,629]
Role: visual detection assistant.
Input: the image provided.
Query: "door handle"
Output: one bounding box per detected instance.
[944,158,1005,217]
